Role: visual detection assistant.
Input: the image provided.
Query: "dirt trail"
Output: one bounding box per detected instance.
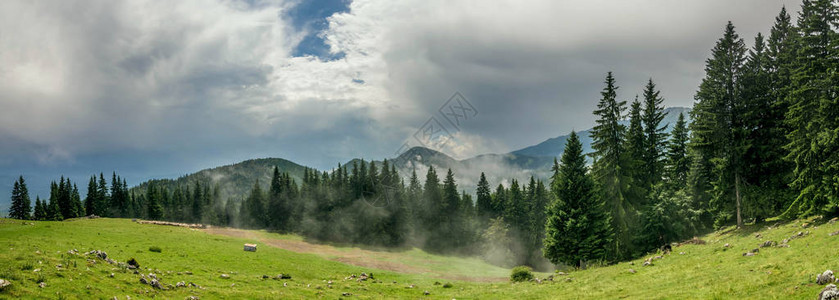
[204,227,506,282]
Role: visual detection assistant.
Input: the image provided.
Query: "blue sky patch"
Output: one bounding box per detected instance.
[286,0,351,60]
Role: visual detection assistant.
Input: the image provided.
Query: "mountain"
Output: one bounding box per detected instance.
[132,158,308,202]
[130,107,691,201]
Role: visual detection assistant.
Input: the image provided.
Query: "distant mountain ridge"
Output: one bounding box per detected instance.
[132,107,691,201]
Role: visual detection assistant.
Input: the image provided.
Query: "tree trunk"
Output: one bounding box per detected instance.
[735,173,742,228]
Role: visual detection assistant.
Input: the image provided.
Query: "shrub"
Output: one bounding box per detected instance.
[148,246,162,253]
[510,266,534,282]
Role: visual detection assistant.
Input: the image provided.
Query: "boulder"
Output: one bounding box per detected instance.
[0,279,10,290]
[743,252,756,257]
[820,284,839,300]
[760,241,776,248]
[220,274,230,279]
[818,270,837,285]
[127,258,140,269]
[628,269,637,274]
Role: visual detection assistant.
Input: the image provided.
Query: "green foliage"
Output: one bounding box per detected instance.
[589,72,638,259]
[510,266,534,282]
[544,131,612,267]
[9,176,31,220]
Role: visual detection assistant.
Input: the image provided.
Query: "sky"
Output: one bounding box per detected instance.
[0,0,802,208]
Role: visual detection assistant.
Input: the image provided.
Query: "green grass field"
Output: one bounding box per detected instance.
[0,217,835,299]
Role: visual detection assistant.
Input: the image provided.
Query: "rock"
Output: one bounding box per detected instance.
[743,252,756,256]
[751,248,760,253]
[0,279,11,289]
[802,222,810,228]
[110,273,115,278]
[724,243,730,248]
[754,233,761,238]
[185,271,193,275]
[643,261,652,266]
[629,262,634,265]
[140,277,149,285]
[556,271,567,275]
[39,282,46,288]
[186,296,200,300]
[150,279,164,289]
[276,273,291,279]
[244,244,257,252]
[220,274,230,279]
[679,252,686,255]
[283,282,288,287]
[818,270,837,285]
[830,231,839,237]
[176,281,186,288]
[127,258,140,269]
[342,292,352,296]
[653,255,663,260]
[820,284,839,300]
[407,284,416,289]
[261,275,269,279]
[760,241,776,248]
[628,269,636,274]
[423,290,430,295]
[831,217,838,224]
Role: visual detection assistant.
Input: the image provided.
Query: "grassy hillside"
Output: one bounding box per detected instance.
[0,216,835,299]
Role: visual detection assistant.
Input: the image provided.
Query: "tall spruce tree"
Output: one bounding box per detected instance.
[642,78,669,190]
[690,21,748,228]
[666,113,691,189]
[476,172,492,220]
[9,176,31,220]
[590,71,636,258]
[544,131,612,267]
[33,196,46,221]
[784,0,839,217]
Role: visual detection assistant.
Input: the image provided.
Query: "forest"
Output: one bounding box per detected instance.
[8,1,839,270]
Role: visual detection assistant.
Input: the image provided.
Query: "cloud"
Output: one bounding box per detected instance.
[0,0,802,202]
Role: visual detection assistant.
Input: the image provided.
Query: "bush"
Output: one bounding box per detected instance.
[510,266,534,282]
[148,246,162,253]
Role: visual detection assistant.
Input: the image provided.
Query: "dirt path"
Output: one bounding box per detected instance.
[204,227,506,282]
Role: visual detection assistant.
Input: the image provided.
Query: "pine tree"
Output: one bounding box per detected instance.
[9,176,31,220]
[476,172,492,219]
[146,184,164,220]
[642,78,669,189]
[97,173,109,217]
[71,183,83,218]
[544,131,612,267]
[590,71,636,258]
[85,176,98,216]
[33,197,46,220]
[784,0,839,217]
[268,167,289,231]
[47,195,62,221]
[666,113,691,189]
[244,181,266,228]
[690,21,748,228]
[626,97,646,190]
